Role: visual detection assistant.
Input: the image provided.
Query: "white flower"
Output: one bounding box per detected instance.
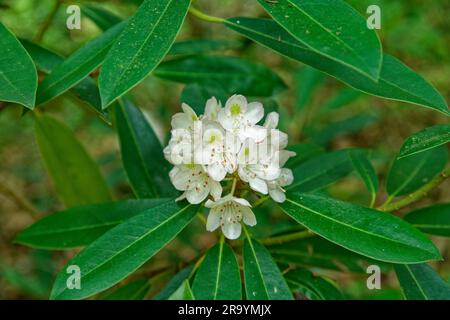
[170,165,222,204]
[171,103,199,131]
[237,139,282,194]
[218,94,267,143]
[194,122,242,181]
[205,195,256,240]
[203,97,221,121]
[267,168,294,203]
[164,94,296,238]
[164,128,193,165]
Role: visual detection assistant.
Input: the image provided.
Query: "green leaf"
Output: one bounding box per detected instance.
[154,55,286,97]
[269,237,387,273]
[99,0,191,108]
[395,264,450,300]
[115,99,174,198]
[243,237,293,300]
[16,199,169,250]
[34,113,111,208]
[36,22,126,105]
[289,149,355,192]
[0,264,48,298]
[181,84,228,115]
[284,143,324,169]
[323,87,362,110]
[154,266,194,300]
[50,201,197,300]
[102,279,150,300]
[255,0,382,80]
[295,66,324,111]
[0,23,37,109]
[192,242,241,300]
[280,193,441,263]
[349,149,379,207]
[21,39,108,121]
[81,4,123,31]
[169,280,195,300]
[224,18,449,115]
[404,203,450,237]
[398,124,450,159]
[285,268,344,300]
[386,146,448,197]
[169,39,242,56]
[307,113,379,146]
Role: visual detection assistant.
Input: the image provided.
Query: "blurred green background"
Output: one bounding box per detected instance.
[0,0,449,299]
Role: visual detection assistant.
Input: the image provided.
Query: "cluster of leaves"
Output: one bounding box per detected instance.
[1,0,450,300]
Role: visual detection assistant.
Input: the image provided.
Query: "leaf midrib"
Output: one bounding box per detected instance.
[54,203,191,298]
[404,265,429,300]
[245,238,271,299]
[284,197,430,260]
[225,19,443,110]
[120,102,158,197]
[104,0,172,98]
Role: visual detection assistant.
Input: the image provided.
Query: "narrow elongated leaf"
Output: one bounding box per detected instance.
[169,39,242,56]
[243,238,293,300]
[289,149,355,192]
[169,280,195,300]
[256,0,382,80]
[404,203,450,237]
[16,199,170,250]
[154,266,194,300]
[323,87,362,110]
[50,201,197,300]
[399,124,450,159]
[21,40,107,120]
[37,22,126,105]
[192,242,241,300]
[295,66,324,111]
[81,4,122,31]
[0,23,37,109]
[34,114,111,207]
[224,18,449,115]
[154,56,286,97]
[115,100,174,198]
[285,269,344,300]
[386,146,448,197]
[349,149,379,206]
[280,193,441,263]
[395,264,450,300]
[99,0,191,108]
[284,143,324,169]
[102,279,150,300]
[307,113,379,146]
[269,237,388,273]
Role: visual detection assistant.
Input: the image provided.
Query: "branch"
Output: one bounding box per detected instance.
[0,179,40,217]
[379,167,450,212]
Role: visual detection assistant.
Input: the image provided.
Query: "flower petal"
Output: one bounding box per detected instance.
[249,177,268,194]
[206,209,221,231]
[264,112,279,129]
[222,221,242,240]
[242,207,257,226]
[245,101,264,125]
[269,188,286,203]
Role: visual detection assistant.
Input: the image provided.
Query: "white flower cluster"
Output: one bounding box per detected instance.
[164,94,295,239]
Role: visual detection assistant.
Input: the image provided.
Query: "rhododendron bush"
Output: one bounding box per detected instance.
[1,0,450,301]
